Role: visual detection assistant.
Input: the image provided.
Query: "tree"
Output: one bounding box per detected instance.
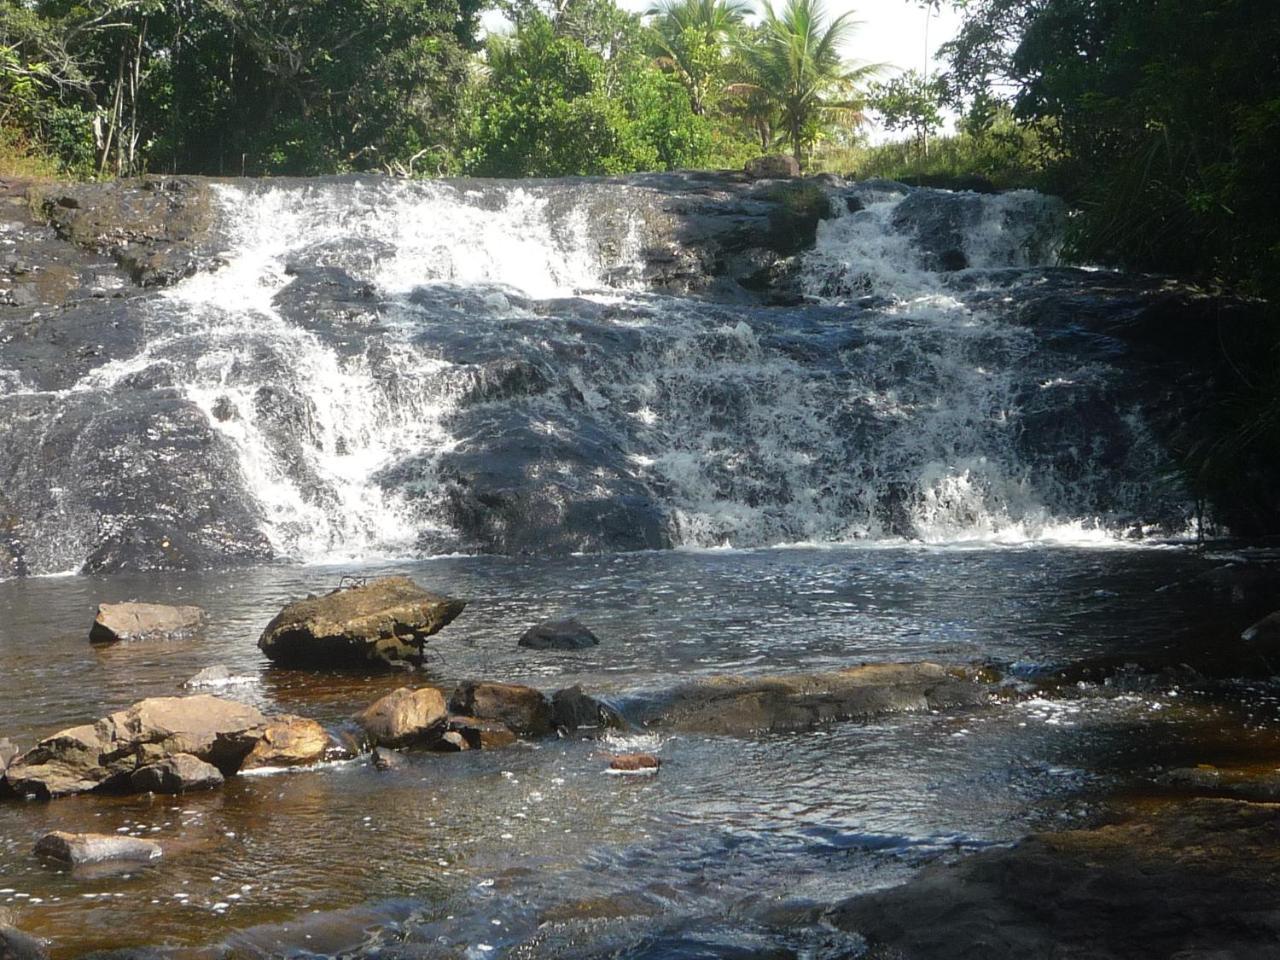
[646,0,748,115]
[869,70,945,156]
[732,0,874,167]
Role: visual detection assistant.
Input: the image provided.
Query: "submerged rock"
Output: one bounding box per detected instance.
[444,715,518,750]
[519,618,600,651]
[258,576,466,669]
[89,601,206,643]
[449,681,553,738]
[371,746,407,771]
[832,798,1280,959]
[0,925,48,960]
[242,715,332,769]
[34,830,162,865]
[129,753,224,793]
[357,687,449,748]
[3,694,266,799]
[647,662,988,735]
[182,664,254,689]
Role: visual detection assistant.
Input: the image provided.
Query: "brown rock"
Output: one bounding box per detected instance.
[609,753,660,772]
[357,687,449,747]
[241,715,331,769]
[438,731,470,752]
[5,694,266,799]
[130,753,224,793]
[89,601,206,643]
[649,662,988,735]
[445,715,518,750]
[34,830,162,865]
[745,155,801,180]
[449,681,553,737]
[258,576,466,669]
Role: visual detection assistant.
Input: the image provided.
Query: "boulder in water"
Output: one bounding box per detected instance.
[129,753,224,793]
[519,618,600,651]
[0,925,47,960]
[745,155,800,180]
[371,746,407,771]
[609,753,660,773]
[4,694,266,799]
[258,576,466,669]
[1241,611,1280,647]
[551,685,622,735]
[648,662,988,735]
[449,681,553,738]
[444,715,518,750]
[241,715,332,769]
[357,687,449,748]
[89,601,205,643]
[35,830,162,865]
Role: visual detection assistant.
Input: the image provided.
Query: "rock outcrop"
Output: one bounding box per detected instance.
[88,601,206,643]
[129,753,224,793]
[832,798,1280,960]
[34,830,163,865]
[645,662,988,735]
[3,694,266,799]
[356,687,449,748]
[519,618,600,651]
[449,681,553,738]
[258,577,466,668]
[745,155,800,180]
[241,715,332,769]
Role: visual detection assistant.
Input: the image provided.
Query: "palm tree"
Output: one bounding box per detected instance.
[647,0,749,115]
[734,0,875,167]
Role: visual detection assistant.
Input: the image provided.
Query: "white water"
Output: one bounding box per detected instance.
[56,178,1189,565]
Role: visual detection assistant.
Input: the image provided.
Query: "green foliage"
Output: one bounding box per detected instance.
[462,14,711,177]
[733,0,874,167]
[868,71,945,154]
[647,0,748,116]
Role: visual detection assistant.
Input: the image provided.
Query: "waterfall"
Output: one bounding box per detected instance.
[0,175,1197,575]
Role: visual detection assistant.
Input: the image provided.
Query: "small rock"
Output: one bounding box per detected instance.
[0,925,48,960]
[241,715,332,769]
[1242,611,1280,646]
[258,576,466,669]
[437,731,470,752]
[357,687,449,747]
[609,753,660,773]
[130,753,224,794]
[745,155,801,179]
[89,601,206,643]
[34,831,162,865]
[518,618,600,651]
[445,715,518,750]
[371,747,406,771]
[449,681,553,738]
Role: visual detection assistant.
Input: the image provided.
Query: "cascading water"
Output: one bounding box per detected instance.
[0,174,1197,575]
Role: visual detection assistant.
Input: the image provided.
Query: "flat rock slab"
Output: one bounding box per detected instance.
[89,601,206,643]
[258,576,466,669]
[832,798,1280,959]
[35,831,162,865]
[645,662,989,735]
[4,694,267,799]
[518,618,600,650]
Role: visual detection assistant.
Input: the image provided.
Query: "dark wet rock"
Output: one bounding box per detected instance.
[745,155,800,180]
[89,601,206,644]
[444,715,518,750]
[34,830,162,865]
[4,694,266,799]
[130,753,224,793]
[449,681,553,738]
[832,798,1280,960]
[242,715,332,769]
[29,177,218,288]
[644,662,989,735]
[259,576,466,669]
[519,618,601,651]
[1241,610,1280,648]
[610,753,660,772]
[371,746,407,771]
[551,685,623,735]
[0,926,48,960]
[357,687,449,748]
[1156,764,1280,803]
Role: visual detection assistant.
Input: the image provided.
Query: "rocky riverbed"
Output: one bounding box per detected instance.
[0,547,1278,958]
